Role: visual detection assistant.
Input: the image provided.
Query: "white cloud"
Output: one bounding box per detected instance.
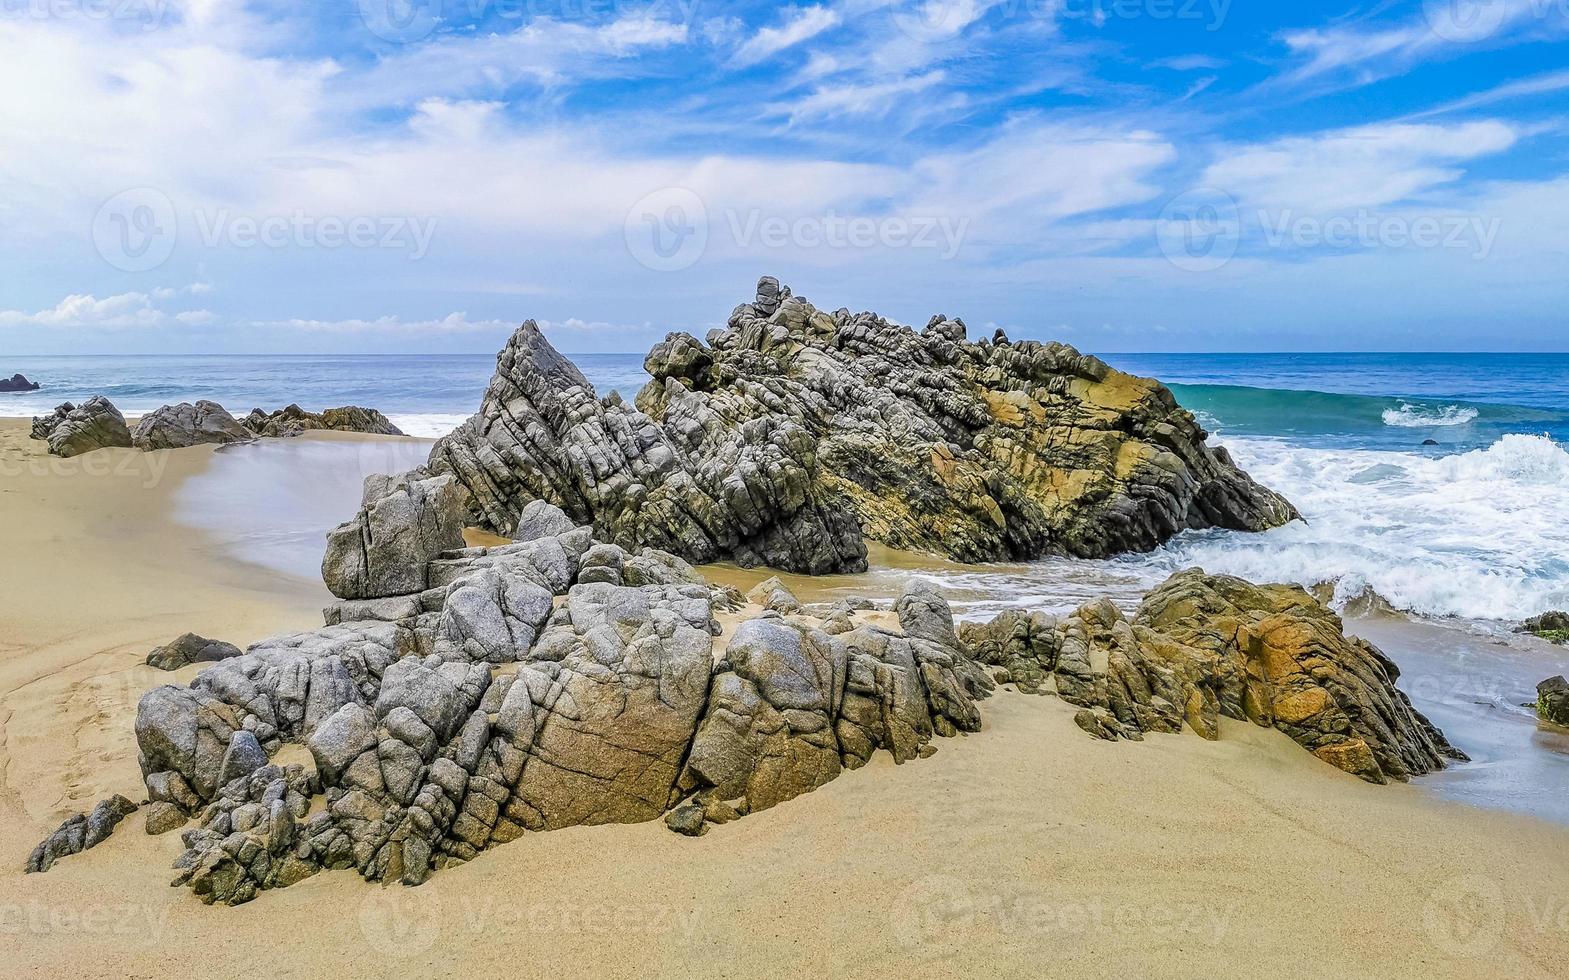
[732,5,841,67]
[1202,121,1520,212]
[0,289,212,328]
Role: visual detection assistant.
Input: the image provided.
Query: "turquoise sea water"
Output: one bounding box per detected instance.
[7,349,1569,621]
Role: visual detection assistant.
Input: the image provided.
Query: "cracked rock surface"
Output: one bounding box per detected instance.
[121,511,991,904]
[960,568,1465,783]
[322,277,1296,596]
[30,396,133,457]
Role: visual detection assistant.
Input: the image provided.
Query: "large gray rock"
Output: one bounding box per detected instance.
[120,532,995,904]
[322,472,470,599]
[132,400,254,451]
[31,396,132,457]
[1,373,39,392]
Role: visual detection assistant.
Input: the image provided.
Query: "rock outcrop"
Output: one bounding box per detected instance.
[321,278,1295,597]
[146,633,245,671]
[133,401,255,451]
[1538,676,1569,726]
[241,405,404,438]
[25,796,138,872]
[1519,611,1569,644]
[1,373,39,392]
[129,515,990,904]
[960,569,1464,784]
[30,396,133,457]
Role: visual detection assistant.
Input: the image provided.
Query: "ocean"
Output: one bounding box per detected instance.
[9,348,1569,823]
[5,350,1569,625]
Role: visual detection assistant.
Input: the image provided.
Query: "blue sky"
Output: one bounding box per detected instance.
[1,0,1567,354]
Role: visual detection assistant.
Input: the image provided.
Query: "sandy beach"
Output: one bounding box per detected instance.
[0,417,1566,978]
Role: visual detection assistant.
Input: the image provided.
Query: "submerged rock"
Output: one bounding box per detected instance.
[241,404,403,438]
[133,401,254,451]
[30,396,133,457]
[1519,611,1569,644]
[1,373,39,392]
[321,278,1295,597]
[1538,676,1569,726]
[25,795,138,872]
[962,569,1465,784]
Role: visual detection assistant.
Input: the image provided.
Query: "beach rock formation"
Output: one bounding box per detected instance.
[241,405,404,438]
[133,401,255,451]
[25,795,138,872]
[321,278,1295,597]
[1,373,39,392]
[30,396,133,457]
[1538,676,1569,726]
[960,569,1464,784]
[1519,611,1569,644]
[146,633,245,671]
[131,517,989,904]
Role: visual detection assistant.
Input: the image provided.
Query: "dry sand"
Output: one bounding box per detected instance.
[2,417,1568,979]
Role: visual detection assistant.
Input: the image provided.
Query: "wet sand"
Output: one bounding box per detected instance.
[5,418,1569,978]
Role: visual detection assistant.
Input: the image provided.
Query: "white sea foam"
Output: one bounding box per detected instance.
[1148,434,1569,621]
[387,413,470,439]
[1381,401,1479,427]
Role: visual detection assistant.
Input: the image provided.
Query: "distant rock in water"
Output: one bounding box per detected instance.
[1518,611,1569,644]
[242,404,404,438]
[323,277,1296,597]
[133,401,255,451]
[962,569,1465,783]
[1538,676,1569,726]
[0,373,39,392]
[30,396,133,457]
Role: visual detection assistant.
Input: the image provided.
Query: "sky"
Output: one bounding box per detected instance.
[1,0,1567,354]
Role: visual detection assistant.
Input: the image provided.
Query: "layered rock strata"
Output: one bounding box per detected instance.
[960,569,1465,783]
